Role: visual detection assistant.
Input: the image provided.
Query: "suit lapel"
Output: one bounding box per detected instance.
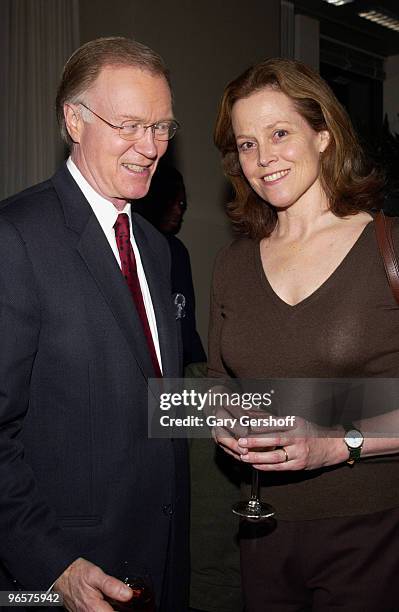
[77,215,156,379]
[133,214,179,378]
[51,164,159,380]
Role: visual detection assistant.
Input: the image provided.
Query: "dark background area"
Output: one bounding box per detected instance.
[294,0,399,207]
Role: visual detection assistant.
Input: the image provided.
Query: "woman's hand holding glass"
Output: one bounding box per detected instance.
[236,417,347,471]
[211,400,277,520]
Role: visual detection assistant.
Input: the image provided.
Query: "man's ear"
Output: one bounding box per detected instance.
[64,103,83,144]
[319,130,330,153]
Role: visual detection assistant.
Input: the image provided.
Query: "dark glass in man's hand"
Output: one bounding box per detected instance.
[106,585,155,611]
[105,562,156,611]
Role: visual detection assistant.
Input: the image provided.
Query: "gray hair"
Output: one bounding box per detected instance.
[56,36,171,146]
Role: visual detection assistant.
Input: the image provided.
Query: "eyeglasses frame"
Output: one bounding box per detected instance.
[78,102,179,141]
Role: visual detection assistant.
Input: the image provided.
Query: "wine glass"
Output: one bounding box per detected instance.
[232,466,275,520]
[105,561,156,611]
[210,383,276,521]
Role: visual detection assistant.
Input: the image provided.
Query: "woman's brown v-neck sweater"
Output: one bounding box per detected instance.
[208,220,399,519]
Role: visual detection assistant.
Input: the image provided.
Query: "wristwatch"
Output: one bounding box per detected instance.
[344,428,364,465]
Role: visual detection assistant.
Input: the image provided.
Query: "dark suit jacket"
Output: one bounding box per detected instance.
[166,235,206,367]
[0,164,189,610]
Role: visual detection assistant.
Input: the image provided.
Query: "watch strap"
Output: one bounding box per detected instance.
[346,446,362,466]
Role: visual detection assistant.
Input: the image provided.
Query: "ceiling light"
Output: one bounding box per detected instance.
[322,0,354,6]
[359,10,399,32]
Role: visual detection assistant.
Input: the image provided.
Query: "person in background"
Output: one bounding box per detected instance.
[134,165,243,612]
[134,164,206,369]
[0,36,189,611]
[211,57,399,611]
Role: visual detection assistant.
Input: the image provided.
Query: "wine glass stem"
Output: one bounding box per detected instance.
[250,467,259,500]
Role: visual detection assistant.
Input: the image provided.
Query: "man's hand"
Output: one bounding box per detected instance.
[54,557,133,612]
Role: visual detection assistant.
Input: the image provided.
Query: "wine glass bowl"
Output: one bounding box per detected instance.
[105,562,156,611]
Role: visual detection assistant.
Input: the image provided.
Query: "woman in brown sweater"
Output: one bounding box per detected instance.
[211,58,399,611]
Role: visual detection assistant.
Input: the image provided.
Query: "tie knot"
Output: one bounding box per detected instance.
[114,213,130,239]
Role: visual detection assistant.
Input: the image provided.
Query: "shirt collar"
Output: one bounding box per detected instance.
[66,157,131,232]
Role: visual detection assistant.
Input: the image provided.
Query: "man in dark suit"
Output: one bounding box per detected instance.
[0,37,189,611]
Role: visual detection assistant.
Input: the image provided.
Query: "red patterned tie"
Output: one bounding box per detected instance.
[114,213,162,377]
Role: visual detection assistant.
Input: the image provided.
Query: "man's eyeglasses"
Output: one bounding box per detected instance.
[79,102,179,142]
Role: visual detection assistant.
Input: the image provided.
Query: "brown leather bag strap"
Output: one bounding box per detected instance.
[375,210,399,306]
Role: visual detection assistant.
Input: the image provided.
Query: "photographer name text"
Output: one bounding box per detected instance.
[159,414,296,428]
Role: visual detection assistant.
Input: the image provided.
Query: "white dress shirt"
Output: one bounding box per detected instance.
[66,157,163,372]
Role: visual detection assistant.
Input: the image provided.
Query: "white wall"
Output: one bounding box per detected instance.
[79,0,281,347]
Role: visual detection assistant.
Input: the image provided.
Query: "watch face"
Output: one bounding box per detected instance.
[345,429,363,448]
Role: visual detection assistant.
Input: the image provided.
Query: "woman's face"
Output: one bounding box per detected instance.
[231,87,330,210]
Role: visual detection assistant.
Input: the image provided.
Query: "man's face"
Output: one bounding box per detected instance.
[159,185,187,234]
[66,65,173,208]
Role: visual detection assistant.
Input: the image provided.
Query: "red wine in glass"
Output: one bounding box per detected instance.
[106,586,155,612]
[105,562,156,611]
